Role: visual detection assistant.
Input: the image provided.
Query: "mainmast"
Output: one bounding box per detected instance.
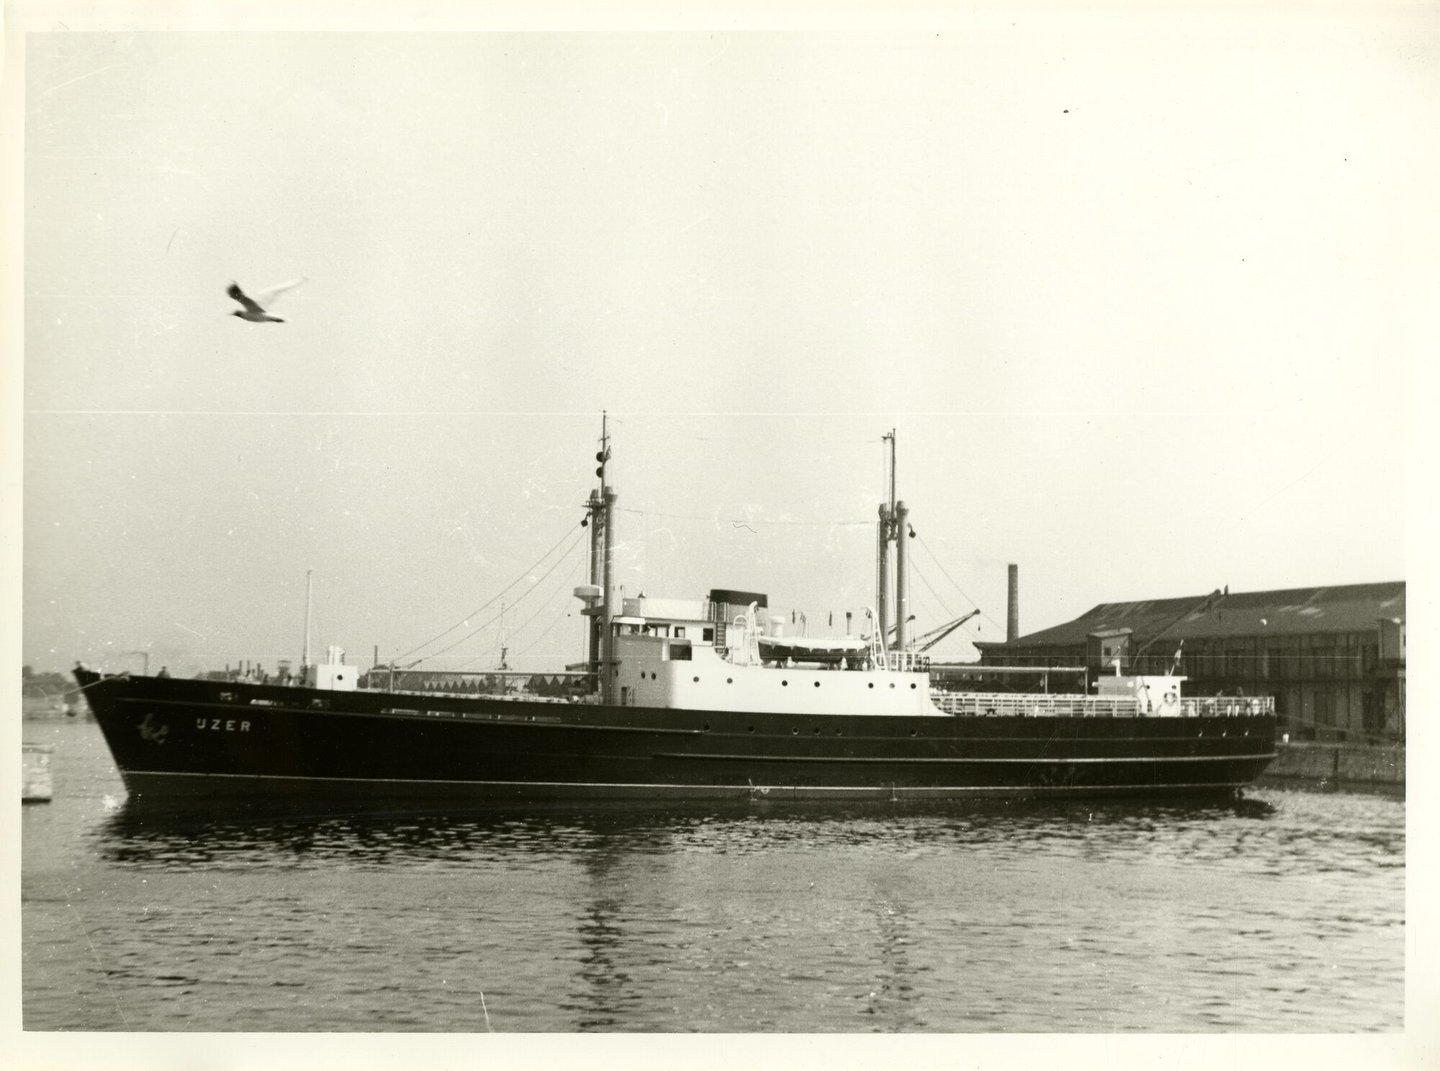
[876,431,894,655]
[875,430,911,661]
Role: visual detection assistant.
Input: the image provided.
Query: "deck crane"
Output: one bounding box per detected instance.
[1124,587,1228,673]
[890,609,983,652]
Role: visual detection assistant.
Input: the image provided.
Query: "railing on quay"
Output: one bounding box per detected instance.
[931,693,1276,719]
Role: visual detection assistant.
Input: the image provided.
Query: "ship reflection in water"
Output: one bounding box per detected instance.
[93,795,1276,1016]
[92,794,1283,865]
[27,761,1399,1032]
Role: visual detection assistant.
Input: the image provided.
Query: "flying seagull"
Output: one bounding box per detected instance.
[227,277,307,323]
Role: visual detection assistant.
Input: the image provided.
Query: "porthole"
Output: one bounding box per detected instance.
[813,681,821,688]
[909,728,918,737]
[782,680,789,687]
[910,683,917,690]
[889,683,896,689]
[693,676,700,683]
[748,726,755,733]
[703,723,710,732]
[726,677,733,684]
[812,726,821,734]
[867,683,875,689]
[791,727,799,735]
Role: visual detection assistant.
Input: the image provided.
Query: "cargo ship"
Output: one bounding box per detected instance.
[74,422,1277,803]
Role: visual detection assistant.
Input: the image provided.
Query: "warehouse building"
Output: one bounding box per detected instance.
[974,581,1405,744]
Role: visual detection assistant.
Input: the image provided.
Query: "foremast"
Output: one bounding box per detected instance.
[577,413,618,701]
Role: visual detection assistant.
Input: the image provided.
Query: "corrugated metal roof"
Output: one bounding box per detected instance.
[985,581,1405,650]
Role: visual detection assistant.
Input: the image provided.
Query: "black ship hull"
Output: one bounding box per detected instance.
[76,670,1277,803]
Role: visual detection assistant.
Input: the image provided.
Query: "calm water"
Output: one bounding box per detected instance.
[22,720,1404,1032]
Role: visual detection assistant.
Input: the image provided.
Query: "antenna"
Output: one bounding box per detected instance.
[302,568,314,672]
[595,409,611,489]
[881,428,897,514]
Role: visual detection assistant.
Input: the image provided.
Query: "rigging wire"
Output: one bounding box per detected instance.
[914,531,1006,635]
[480,546,588,668]
[908,563,988,654]
[617,506,869,528]
[412,528,588,667]
[414,527,588,666]
[510,554,590,661]
[400,523,584,665]
[904,571,947,640]
[394,515,584,665]
[909,559,959,621]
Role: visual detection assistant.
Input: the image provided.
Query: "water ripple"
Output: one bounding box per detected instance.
[22,724,1403,1032]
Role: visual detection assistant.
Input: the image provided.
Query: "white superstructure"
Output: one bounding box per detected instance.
[601,594,940,716]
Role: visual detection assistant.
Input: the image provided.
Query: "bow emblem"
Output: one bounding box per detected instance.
[138,713,169,745]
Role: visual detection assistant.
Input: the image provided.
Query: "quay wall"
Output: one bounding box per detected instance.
[1264,741,1405,787]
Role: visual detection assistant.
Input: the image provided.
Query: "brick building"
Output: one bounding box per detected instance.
[974,581,1405,743]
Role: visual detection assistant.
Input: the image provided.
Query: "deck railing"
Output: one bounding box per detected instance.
[1179,696,1274,718]
[931,693,1275,718]
[883,651,932,673]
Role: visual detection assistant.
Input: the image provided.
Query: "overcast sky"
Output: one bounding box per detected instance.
[11,6,1432,678]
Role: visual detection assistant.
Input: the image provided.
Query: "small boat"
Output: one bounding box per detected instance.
[74,422,1276,803]
[22,743,55,803]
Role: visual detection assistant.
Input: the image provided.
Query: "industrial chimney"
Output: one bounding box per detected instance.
[1007,563,1019,643]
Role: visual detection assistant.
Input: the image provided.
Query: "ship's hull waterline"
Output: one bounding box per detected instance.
[78,671,1276,803]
